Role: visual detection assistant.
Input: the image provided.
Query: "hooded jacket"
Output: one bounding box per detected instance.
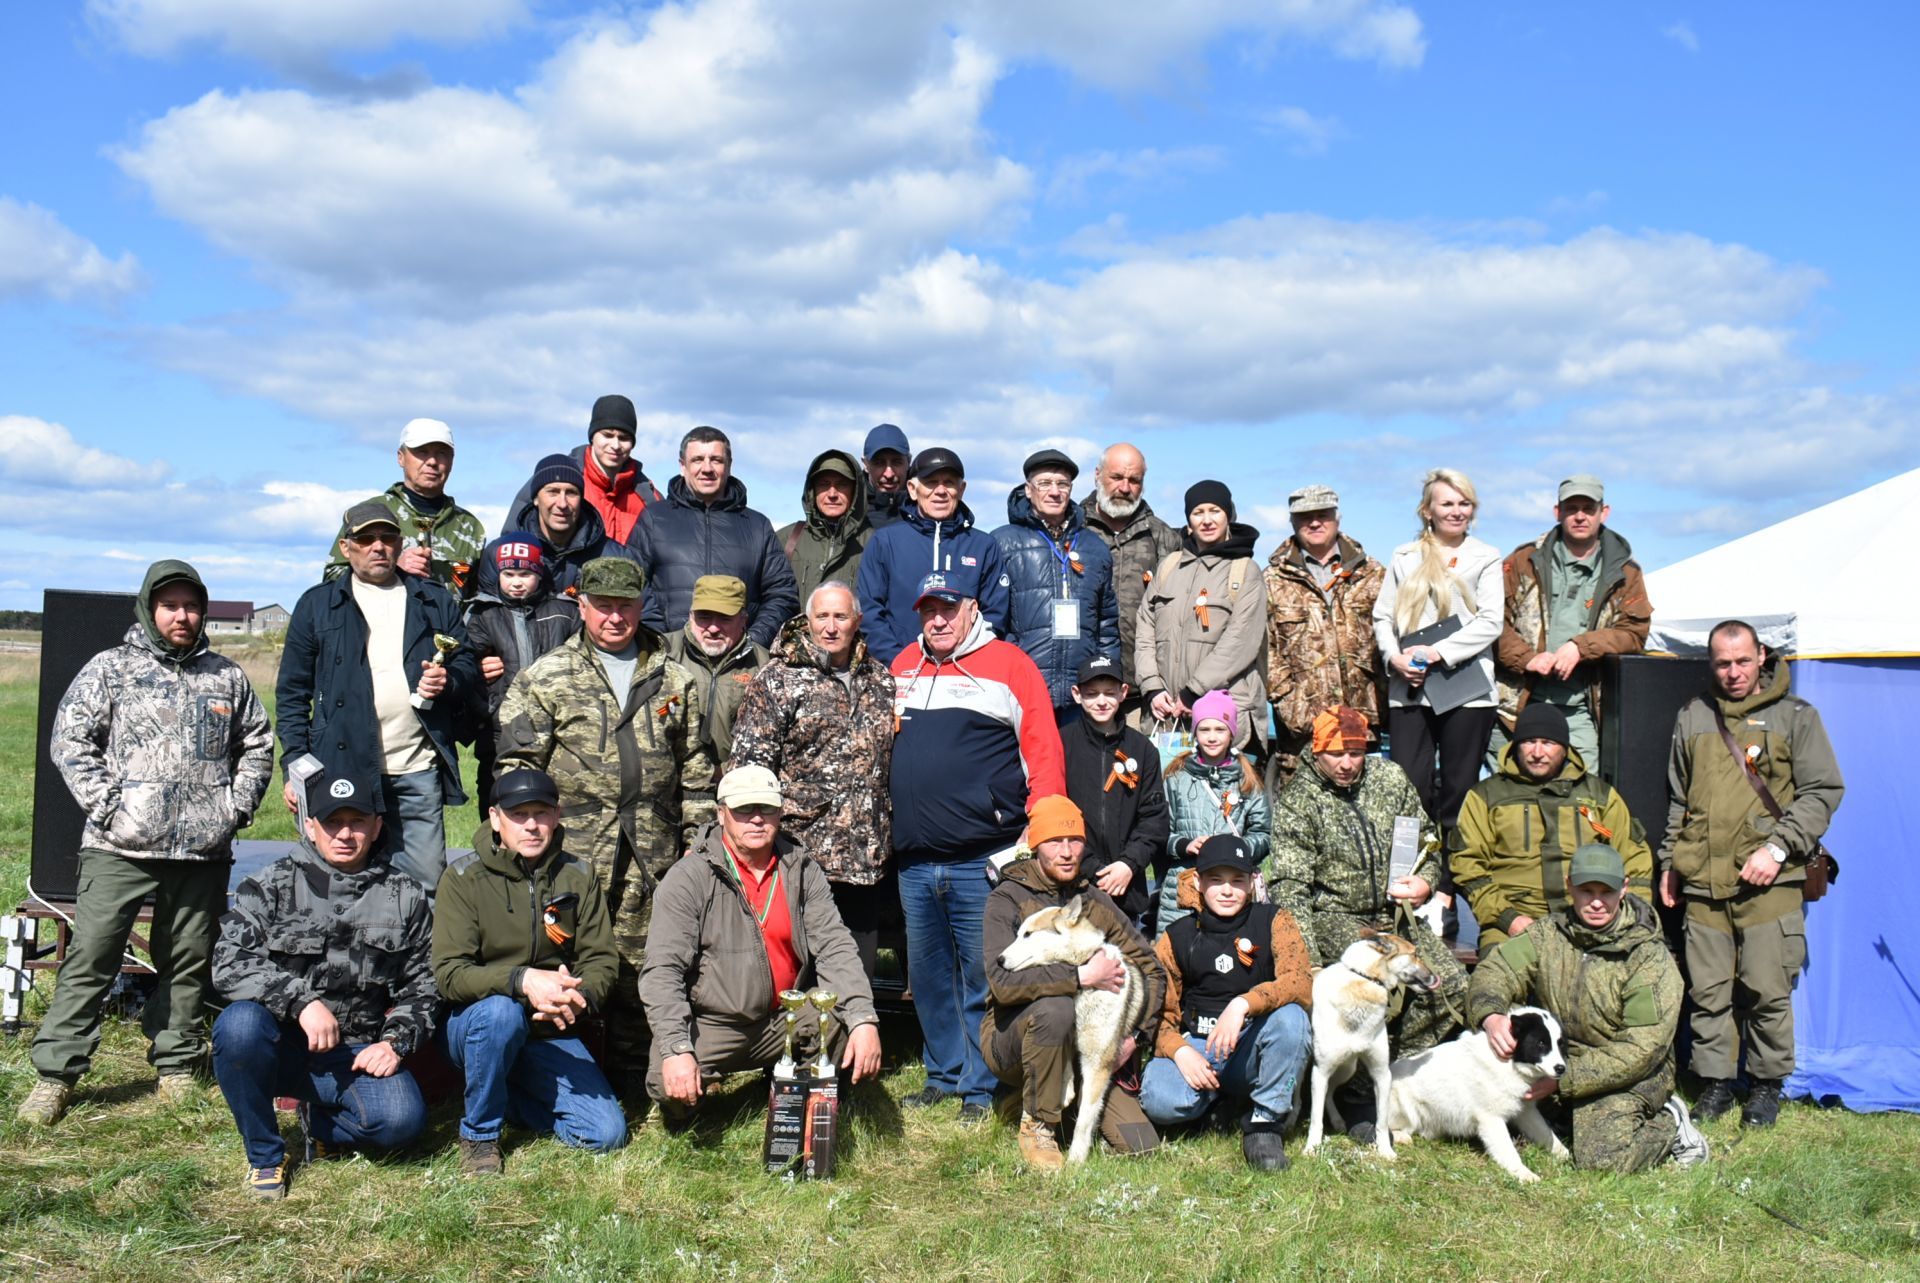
[727,616,894,885]
[52,560,274,862]
[776,449,874,608]
[277,568,476,806]
[854,498,1012,664]
[1134,523,1269,749]
[500,443,663,548]
[503,488,638,596]
[1081,495,1182,691]
[325,482,487,600]
[1061,714,1167,920]
[888,609,1065,861]
[214,832,436,1056]
[431,820,617,1035]
[981,857,1164,1037]
[638,821,879,1057]
[866,480,908,530]
[1494,525,1652,729]
[1451,744,1653,937]
[464,536,581,720]
[1467,895,1681,1103]
[1263,533,1386,738]
[992,485,1120,709]
[1662,657,1843,903]
[630,475,801,650]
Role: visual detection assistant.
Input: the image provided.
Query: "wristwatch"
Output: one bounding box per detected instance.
[1763,842,1787,865]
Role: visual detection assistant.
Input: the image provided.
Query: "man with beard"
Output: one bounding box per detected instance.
[661,575,770,796]
[1080,443,1181,711]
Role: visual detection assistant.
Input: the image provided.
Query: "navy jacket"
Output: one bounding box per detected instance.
[854,499,1012,665]
[277,573,478,805]
[629,476,800,650]
[992,486,1119,709]
[503,492,637,596]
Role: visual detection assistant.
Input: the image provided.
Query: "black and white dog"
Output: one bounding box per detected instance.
[1385,1006,1572,1183]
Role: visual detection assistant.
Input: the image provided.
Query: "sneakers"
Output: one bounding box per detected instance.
[1241,1121,1291,1172]
[1017,1113,1064,1172]
[156,1072,199,1105]
[1663,1096,1711,1167]
[1693,1078,1738,1122]
[902,1084,954,1109]
[1743,1079,1783,1128]
[248,1164,289,1200]
[458,1137,503,1176]
[16,1079,72,1126]
[957,1101,990,1126]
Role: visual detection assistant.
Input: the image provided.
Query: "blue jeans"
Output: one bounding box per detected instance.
[441,995,627,1150]
[382,768,447,894]
[897,856,996,1105]
[212,1000,426,1168]
[1139,1004,1311,1126]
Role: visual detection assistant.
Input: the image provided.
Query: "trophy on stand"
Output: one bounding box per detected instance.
[773,989,807,1079]
[801,989,842,1179]
[809,990,838,1078]
[410,634,461,710]
[764,990,813,1177]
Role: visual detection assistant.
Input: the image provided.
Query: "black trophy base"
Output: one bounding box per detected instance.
[764,1070,840,1179]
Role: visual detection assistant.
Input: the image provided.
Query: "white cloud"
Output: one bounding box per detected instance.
[1045,148,1224,204]
[1257,105,1342,155]
[0,416,170,485]
[0,199,144,303]
[1662,20,1700,52]
[89,0,525,63]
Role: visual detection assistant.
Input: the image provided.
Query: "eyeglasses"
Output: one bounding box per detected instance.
[1028,479,1074,493]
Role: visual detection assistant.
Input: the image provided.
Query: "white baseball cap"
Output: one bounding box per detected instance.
[399,418,455,450]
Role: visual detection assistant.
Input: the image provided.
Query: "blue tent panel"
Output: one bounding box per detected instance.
[1785,657,1920,1113]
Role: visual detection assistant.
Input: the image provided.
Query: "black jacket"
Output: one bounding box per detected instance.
[277,572,477,804]
[499,443,663,544]
[503,490,638,595]
[463,575,581,723]
[630,475,801,649]
[866,480,908,530]
[1062,716,1168,921]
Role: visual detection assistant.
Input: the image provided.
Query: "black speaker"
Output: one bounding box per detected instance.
[1598,652,1713,850]
[30,590,139,900]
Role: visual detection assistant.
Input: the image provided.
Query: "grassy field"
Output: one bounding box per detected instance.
[2,658,1917,1283]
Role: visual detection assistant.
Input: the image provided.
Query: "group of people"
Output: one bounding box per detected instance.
[18,401,1843,1193]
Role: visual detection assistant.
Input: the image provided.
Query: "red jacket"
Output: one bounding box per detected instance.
[585,452,662,545]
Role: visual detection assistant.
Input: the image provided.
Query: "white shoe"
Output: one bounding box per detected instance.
[1664,1095,1710,1167]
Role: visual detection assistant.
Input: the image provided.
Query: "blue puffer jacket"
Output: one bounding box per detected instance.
[992,487,1118,709]
[629,476,800,649]
[854,498,1012,664]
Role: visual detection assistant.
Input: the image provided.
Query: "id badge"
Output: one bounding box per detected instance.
[1051,598,1081,638]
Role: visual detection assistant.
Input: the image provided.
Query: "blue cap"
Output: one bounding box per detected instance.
[914,568,977,608]
[864,423,910,460]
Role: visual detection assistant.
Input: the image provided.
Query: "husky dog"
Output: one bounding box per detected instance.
[1301,931,1438,1161]
[996,895,1150,1162]
[1386,1005,1572,1183]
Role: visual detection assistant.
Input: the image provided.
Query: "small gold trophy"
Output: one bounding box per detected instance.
[808,990,839,1079]
[774,989,808,1079]
[410,633,461,710]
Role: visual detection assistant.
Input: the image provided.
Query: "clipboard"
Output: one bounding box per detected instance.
[1398,615,1493,714]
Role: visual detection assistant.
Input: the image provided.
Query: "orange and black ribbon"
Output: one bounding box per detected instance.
[1576,805,1614,841]
[1104,750,1140,792]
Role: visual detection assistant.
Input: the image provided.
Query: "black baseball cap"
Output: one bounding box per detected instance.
[1195,833,1257,876]
[908,447,964,480]
[307,767,382,821]
[493,768,560,812]
[1075,654,1124,687]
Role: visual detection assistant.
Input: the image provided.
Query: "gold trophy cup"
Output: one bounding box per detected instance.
[410,633,461,710]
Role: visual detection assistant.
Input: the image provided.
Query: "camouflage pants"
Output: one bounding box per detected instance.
[597,856,656,1089]
[1564,1060,1678,1174]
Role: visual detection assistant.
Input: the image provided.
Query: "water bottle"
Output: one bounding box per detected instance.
[1409,651,1429,673]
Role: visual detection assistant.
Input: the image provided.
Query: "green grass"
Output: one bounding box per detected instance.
[2,666,1918,1282]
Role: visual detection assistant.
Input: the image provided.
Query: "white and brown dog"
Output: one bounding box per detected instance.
[1385,1005,1572,1182]
[996,895,1150,1163]
[1302,931,1438,1161]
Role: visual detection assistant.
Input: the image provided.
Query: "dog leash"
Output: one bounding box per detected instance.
[1391,901,1467,1032]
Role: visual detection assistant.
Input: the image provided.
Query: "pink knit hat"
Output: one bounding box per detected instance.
[1191,690,1238,737]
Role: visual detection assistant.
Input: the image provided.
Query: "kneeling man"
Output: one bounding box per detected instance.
[982,796,1164,1171]
[1467,843,1707,1172]
[434,768,626,1174]
[211,767,435,1199]
[640,765,881,1120]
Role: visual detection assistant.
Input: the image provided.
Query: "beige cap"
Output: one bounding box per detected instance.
[717,765,782,810]
[690,575,748,615]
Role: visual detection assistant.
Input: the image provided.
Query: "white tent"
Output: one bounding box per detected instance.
[1645,466,1920,656]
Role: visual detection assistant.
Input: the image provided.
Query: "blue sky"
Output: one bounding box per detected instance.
[2,1,1914,613]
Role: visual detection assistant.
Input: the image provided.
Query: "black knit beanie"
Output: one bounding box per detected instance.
[1512,701,1571,748]
[530,453,585,493]
[589,394,637,440]
[1184,480,1235,523]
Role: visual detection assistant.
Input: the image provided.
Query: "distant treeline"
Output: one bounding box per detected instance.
[0,611,43,630]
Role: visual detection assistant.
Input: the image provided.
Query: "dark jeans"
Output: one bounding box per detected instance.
[211,1000,426,1167]
[441,995,627,1150]
[31,850,227,1085]
[897,856,996,1105]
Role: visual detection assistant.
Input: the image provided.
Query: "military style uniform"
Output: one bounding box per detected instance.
[1262,533,1385,785]
[1468,895,1683,1173]
[662,625,769,794]
[324,481,488,599]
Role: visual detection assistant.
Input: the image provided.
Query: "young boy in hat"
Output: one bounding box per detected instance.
[465,533,581,815]
[1139,833,1313,1170]
[1062,653,1168,927]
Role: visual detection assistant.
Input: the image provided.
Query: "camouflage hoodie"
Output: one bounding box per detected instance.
[727,616,894,885]
[1467,894,1681,1103]
[51,560,274,862]
[213,835,436,1056]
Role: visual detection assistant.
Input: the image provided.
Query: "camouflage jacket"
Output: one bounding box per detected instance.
[213,841,437,1056]
[1266,755,1439,966]
[726,617,894,885]
[324,482,488,600]
[1262,534,1385,738]
[1494,526,1651,728]
[52,622,274,862]
[496,626,715,900]
[662,626,769,792]
[1080,494,1182,690]
[1467,895,1681,1102]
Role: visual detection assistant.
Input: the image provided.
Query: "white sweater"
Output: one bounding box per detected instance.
[1371,534,1504,710]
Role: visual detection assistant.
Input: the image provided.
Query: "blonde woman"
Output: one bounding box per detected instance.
[1370,469,1504,831]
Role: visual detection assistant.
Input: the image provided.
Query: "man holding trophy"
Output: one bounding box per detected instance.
[639,765,880,1152]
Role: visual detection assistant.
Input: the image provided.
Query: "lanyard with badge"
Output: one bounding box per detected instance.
[1046,531,1083,639]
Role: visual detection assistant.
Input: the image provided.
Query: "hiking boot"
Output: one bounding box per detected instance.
[1241,1122,1291,1172]
[1017,1113,1064,1172]
[1663,1096,1710,1167]
[902,1084,953,1109]
[1693,1078,1738,1122]
[957,1101,990,1126]
[1742,1079,1783,1128]
[247,1163,289,1200]
[156,1072,199,1105]
[16,1079,72,1126]
[458,1137,503,1176]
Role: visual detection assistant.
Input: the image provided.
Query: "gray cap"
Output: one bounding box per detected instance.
[1558,474,1605,504]
[1568,842,1626,891]
[1289,483,1340,514]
